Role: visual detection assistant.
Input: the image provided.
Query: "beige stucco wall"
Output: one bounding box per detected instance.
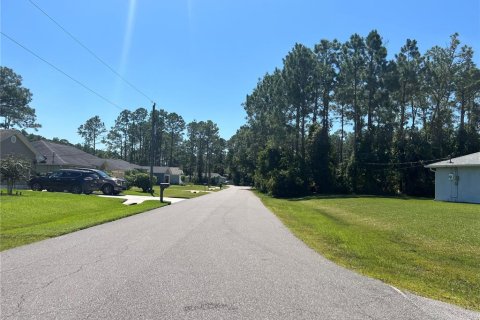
[0,137,36,161]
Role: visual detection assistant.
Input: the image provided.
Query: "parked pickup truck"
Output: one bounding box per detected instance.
[75,168,127,195]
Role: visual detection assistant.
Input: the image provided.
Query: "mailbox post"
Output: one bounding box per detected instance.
[159,183,170,203]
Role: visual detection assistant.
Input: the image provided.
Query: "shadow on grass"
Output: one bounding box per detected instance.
[283,194,434,202]
[245,187,434,202]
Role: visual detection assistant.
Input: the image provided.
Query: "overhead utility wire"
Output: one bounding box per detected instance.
[1,32,123,111]
[364,156,450,166]
[27,0,154,104]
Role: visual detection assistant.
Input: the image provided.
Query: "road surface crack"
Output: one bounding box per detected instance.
[184,302,238,312]
[3,264,84,319]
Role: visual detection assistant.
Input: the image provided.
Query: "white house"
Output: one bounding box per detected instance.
[425,152,480,204]
[141,166,184,185]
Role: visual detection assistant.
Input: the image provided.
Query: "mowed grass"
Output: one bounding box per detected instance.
[123,184,225,199]
[256,193,480,311]
[0,190,166,251]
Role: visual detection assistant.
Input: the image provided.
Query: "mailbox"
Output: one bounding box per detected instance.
[159,183,170,203]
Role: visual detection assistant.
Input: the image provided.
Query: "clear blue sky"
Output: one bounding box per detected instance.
[2,0,479,144]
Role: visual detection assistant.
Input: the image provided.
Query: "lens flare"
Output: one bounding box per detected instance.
[119,0,137,75]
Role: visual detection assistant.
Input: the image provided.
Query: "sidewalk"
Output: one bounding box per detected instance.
[98,194,186,205]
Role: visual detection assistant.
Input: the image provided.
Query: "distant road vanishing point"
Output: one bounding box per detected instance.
[1,186,479,319]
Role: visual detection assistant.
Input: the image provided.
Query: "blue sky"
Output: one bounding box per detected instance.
[2,0,479,144]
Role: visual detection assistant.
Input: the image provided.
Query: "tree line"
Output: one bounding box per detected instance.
[77,110,226,183]
[227,31,480,197]
[3,30,479,194]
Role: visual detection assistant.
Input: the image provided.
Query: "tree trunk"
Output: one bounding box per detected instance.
[295,105,300,155]
[367,91,373,131]
[340,104,344,164]
[7,179,14,195]
[169,131,174,166]
[301,111,306,161]
[312,88,319,124]
[457,91,467,153]
[398,82,407,139]
[157,132,163,166]
[123,134,127,160]
[93,129,96,155]
[322,92,330,136]
[410,97,417,131]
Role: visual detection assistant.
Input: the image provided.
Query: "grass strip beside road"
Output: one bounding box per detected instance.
[0,191,166,251]
[256,193,480,311]
[123,184,224,199]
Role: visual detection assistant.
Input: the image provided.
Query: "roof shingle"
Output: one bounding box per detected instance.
[425,152,480,168]
[31,140,103,167]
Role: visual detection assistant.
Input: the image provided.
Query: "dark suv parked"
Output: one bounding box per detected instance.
[29,169,99,194]
[75,168,127,195]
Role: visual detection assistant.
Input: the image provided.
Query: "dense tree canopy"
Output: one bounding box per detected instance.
[15,31,478,195]
[87,109,225,184]
[227,31,480,197]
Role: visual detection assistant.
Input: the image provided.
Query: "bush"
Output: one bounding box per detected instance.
[136,173,157,192]
[267,169,307,198]
[124,174,135,189]
[254,145,308,197]
[125,171,157,192]
[0,155,31,195]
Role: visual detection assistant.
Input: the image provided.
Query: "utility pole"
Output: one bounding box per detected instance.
[149,102,156,195]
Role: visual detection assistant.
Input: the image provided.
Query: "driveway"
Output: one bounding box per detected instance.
[98,194,186,205]
[1,186,478,319]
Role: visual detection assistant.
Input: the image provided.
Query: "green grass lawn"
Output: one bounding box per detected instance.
[256,193,480,311]
[0,190,166,251]
[123,184,224,199]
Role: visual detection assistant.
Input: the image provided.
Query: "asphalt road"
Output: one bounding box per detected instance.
[1,186,479,319]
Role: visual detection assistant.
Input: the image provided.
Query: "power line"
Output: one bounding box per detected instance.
[27,0,154,103]
[1,31,124,111]
[364,156,450,167]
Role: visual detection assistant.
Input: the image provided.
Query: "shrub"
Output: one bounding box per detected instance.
[254,145,308,197]
[0,155,31,195]
[267,168,307,198]
[135,173,157,192]
[125,170,157,192]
